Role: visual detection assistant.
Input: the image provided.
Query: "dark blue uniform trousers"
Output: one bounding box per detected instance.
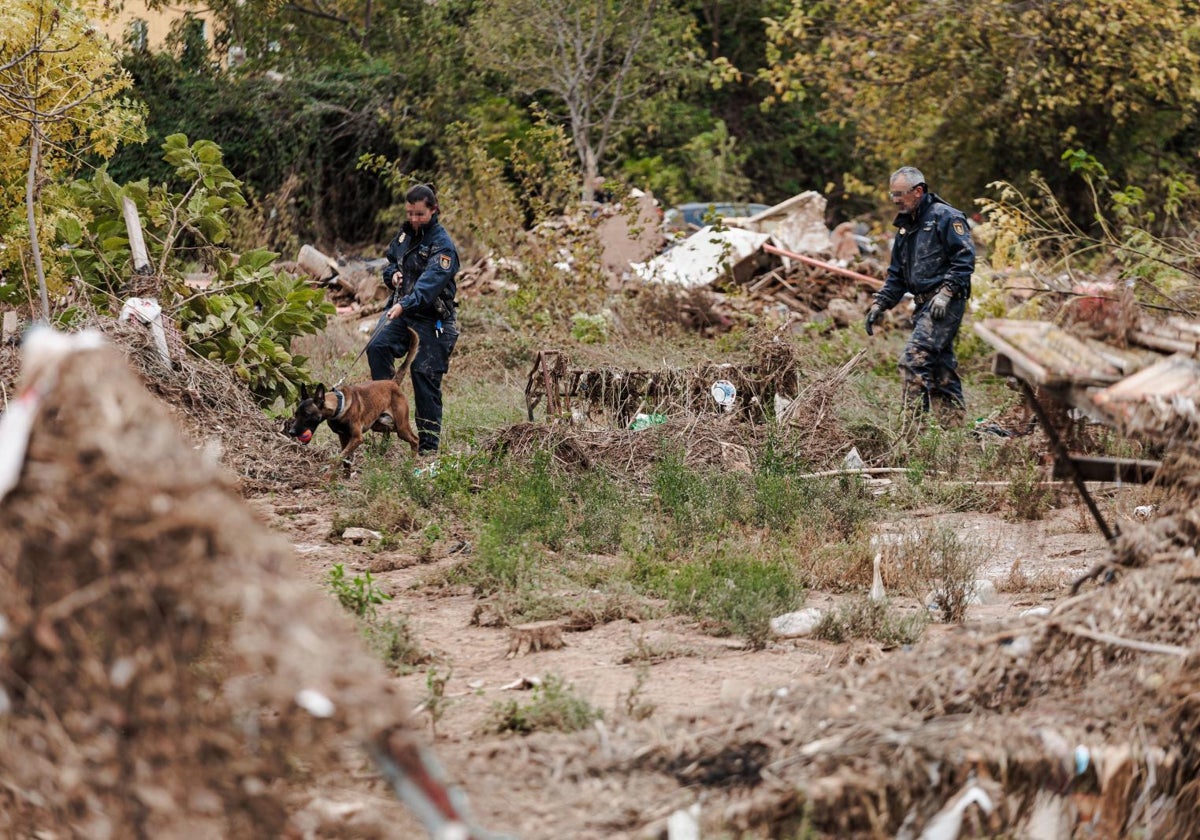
[899,296,966,412]
[367,315,459,453]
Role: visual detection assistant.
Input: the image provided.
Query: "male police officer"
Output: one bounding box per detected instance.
[865,166,975,417]
[367,184,460,454]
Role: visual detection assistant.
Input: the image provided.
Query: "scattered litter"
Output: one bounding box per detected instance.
[666,802,701,840]
[499,676,542,691]
[770,608,824,638]
[629,413,667,431]
[843,446,865,471]
[710,379,736,409]
[1134,504,1156,520]
[295,689,336,718]
[413,462,439,479]
[1020,606,1052,618]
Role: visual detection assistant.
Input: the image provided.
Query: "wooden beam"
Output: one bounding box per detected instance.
[122,196,152,275]
[761,243,883,289]
[1051,455,1160,484]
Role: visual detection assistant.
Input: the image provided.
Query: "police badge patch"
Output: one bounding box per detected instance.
[953,221,966,236]
[439,254,451,270]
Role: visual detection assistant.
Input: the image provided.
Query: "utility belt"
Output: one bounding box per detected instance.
[387,290,457,322]
[912,286,951,308]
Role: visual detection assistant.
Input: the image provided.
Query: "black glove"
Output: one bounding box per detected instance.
[930,287,953,320]
[864,303,883,336]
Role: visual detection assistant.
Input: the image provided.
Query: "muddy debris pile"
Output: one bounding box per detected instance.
[0,330,488,839]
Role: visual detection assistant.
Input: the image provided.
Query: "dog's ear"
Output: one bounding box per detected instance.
[312,384,326,401]
[300,383,309,401]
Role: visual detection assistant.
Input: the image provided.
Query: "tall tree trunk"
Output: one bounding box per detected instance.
[25,124,50,323]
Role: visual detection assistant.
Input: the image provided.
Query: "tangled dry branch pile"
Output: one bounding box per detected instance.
[1,317,325,492]
[508,333,858,477]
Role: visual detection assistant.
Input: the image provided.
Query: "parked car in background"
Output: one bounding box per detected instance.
[663,201,770,233]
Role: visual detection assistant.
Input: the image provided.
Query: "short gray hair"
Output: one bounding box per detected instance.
[890,166,925,188]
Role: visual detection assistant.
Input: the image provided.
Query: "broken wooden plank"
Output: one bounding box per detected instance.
[122,196,152,275]
[975,319,1124,386]
[761,243,883,289]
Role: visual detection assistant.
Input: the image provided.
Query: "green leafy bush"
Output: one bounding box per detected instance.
[180,248,333,407]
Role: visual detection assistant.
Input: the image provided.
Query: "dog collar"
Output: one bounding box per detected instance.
[332,389,347,420]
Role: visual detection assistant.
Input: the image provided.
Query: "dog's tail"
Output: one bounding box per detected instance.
[394,327,419,385]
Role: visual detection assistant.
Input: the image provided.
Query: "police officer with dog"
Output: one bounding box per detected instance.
[864,166,975,419]
[367,183,460,455]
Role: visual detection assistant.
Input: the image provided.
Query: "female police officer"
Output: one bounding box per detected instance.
[367,184,460,455]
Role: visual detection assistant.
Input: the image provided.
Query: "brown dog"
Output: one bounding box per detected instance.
[286,328,420,473]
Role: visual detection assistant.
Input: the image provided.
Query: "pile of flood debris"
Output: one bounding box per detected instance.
[0,314,324,493]
[293,188,890,333]
[507,332,863,476]
[0,330,489,839]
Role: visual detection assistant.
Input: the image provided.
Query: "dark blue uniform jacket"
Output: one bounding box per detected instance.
[876,192,974,310]
[382,215,459,322]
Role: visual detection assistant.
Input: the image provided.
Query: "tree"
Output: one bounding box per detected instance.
[760,0,1200,220]
[0,0,142,320]
[467,0,700,198]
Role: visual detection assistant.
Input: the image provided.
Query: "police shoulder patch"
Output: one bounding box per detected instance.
[953,221,966,236]
[439,253,451,270]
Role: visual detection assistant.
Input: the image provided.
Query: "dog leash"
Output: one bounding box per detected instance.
[331,310,391,390]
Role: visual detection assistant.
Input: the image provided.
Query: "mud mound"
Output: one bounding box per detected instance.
[0,331,479,837]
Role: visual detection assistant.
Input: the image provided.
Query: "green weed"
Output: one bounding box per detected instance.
[362,615,428,674]
[629,544,802,648]
[487,674,602,734]
[327,563,391,619]
[814,597,928,646]
[422,665,453,738]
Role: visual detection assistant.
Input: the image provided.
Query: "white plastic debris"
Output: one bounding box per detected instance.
[667,802,701,840]
[1134,504,1156,520]
[710,379,736,409]
[870,552,886,602]
[843,446,865,471]
[119,297,172,368]
[1020,606,1052,618]
[633,226,771,288]
[919,784,994,840]
[770,607,824,638]
[969,579,999,606]
[295,688,336,718]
